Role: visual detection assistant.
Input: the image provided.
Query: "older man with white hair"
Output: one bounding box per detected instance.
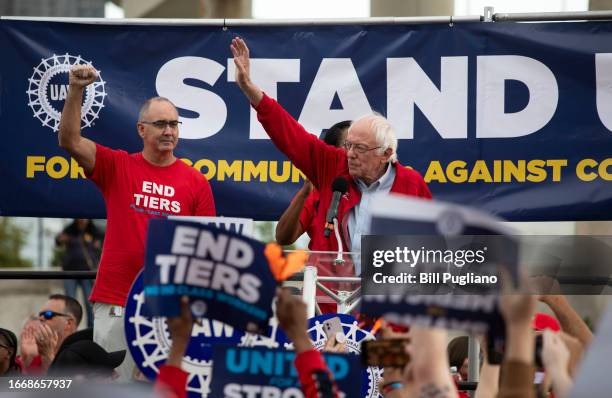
[231,37,432,276]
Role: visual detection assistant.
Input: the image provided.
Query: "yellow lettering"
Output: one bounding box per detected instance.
[292,166,305,183]
[193,159,216,180]
[503,160,525,182]
[70,157,85,179]
[546,159,567,182]
[447,160,468,183]
[218,160,242,182]
[493,160,502,182]
[46,156,69,179]
[270,161,291,183]
[599,158,612,181]
[576,159,597,181]
[424,161,447,183]
[468,160,492,183]
[243,161,268,182]
[26,156,46,178]
[526,159,547,183]
[180,158,193,167]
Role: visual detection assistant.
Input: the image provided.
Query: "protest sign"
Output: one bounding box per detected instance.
[361,194,515,336]
[210,346,361,397]
[142,219,277,333]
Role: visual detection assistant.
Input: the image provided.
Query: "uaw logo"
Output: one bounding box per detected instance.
[27,54,106,132]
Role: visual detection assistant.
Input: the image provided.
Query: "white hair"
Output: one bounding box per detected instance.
[351,112,398,163]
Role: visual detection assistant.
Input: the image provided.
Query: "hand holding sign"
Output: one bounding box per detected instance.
[275,288,312,353]
[165,296,194,368]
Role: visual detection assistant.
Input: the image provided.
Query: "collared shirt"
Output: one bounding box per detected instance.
[348,163,396,275]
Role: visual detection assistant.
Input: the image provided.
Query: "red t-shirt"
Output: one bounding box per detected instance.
[88,144,216,305]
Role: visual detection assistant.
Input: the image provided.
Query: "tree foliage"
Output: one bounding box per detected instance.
[0,217,32,267]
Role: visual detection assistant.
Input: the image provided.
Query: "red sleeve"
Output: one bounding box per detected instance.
[419,176,433,199]
[22,355,43,375]
[194,175,216,216]
[88,143,124,195]
[298,190,318,231]
[255,94,345,191]
[154,364,188,398]
[294,349,339,398]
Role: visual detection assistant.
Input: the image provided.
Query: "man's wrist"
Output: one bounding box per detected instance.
[291,332,313,353]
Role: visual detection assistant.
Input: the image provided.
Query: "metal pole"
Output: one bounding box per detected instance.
[468,336,480,387]
[494,10,612,22]
[302,265,317,318]
[0,15,482,25]
[37,218,43,268]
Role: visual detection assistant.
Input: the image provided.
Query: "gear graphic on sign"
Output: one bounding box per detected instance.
[128,291,214,397]
[26,53,106,132]
[307,317,383,398]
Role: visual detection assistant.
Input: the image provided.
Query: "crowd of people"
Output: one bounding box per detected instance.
[0,35,606,398]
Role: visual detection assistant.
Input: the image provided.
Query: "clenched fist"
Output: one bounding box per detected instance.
[69,64,98,88]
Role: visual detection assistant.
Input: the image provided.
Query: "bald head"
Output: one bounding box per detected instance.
[138,97,178,122]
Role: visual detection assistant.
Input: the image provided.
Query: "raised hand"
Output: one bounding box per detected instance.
[34,323,58,369]
[230,37,251,87]
[69,64,98,88]
[230,37,263,105]
[19,325,39,365]
[165,296,195,368]
[275,288,312,353]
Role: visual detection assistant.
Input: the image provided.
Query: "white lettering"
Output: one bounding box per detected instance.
[299,58,371,134]
[156,56,227,139]
[476,55,558,138]
[387,57,468,139]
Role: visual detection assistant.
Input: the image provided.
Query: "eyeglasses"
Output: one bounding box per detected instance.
[38,310,72,321]
[140,120,182,130]
[343,141,381,154]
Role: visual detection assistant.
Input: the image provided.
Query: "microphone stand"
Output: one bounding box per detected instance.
[332,218,344,264]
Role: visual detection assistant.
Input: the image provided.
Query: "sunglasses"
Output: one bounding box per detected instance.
[38,310,72,321]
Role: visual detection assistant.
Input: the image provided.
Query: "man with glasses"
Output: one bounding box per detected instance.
[18,294,82,374]
[231,37,431,276]
[58,65,216,380]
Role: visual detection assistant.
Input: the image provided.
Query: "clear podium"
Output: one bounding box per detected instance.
[283,250,361,318]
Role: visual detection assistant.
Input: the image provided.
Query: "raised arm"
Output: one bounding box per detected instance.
[230,37,343,190]
[231,37,263,107]
[58,65,98,175]
[540,294,593,348]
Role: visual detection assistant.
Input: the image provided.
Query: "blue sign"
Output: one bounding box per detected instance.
[141,219,276,334]
[0,20,611,221]
[210,346,361,397]
[125,271,246,397]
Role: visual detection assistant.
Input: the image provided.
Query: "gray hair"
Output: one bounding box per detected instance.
[352,112,398,163]
[138,97,177,121]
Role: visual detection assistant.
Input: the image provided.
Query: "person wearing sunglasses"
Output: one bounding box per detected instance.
[58,65,216,381]
[232,37,432,276]
[25,295,84,374]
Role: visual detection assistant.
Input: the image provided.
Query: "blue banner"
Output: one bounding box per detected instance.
[1,19,611,220]
[142,219,276,333]
[210,346,361,398]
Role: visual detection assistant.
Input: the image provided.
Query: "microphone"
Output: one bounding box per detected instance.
[324,177,348,238]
